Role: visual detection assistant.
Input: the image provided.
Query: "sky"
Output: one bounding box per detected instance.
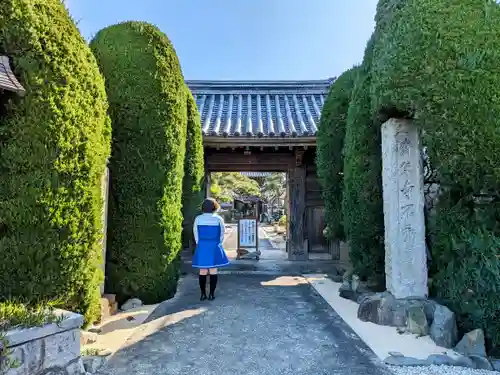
[66,0,377,81]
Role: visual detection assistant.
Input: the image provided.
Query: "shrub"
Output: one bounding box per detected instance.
[371,0,500,350]
[0,0,111,324]
[91,21,187,304]
[278,215,287,227]
[342,35,385,286]
[316,67,359,241]
[182,89,204,228]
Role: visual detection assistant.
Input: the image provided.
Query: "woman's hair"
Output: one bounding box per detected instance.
[201,197,220,213]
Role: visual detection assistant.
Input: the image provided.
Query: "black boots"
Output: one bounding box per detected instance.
[199,274,207,301]
[199,274,218,301]
[208,274,218,300]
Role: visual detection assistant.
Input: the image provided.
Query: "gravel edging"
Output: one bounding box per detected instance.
[389,364,498,375]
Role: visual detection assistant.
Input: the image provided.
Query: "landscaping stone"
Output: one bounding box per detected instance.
[3,311,86,375]
[468,354,493,370]
[389,351,404,357]
[405,305,428,335]
[385,352,481,369]
[426,354,458,366]
[82,355,107,373]
[80,330,98,346]
[339,283,359,302]
[351,274,360,292]
[384,355,428,366]
[429,304,458,348]
[121,298,143,311]
[490,359,500,372]
[454,329,487,357]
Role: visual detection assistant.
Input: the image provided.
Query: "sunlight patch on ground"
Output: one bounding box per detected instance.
[260,276,308,286]
[123,307,208,348]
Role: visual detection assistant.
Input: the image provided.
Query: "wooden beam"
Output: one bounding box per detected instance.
[205,152,294,166]
[288,164,307,260]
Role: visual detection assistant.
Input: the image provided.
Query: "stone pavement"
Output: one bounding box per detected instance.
[97,274,392,375]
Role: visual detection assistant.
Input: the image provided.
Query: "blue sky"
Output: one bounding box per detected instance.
[67,0,377,80]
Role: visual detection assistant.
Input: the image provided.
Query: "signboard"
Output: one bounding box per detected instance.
[239,219,257,247]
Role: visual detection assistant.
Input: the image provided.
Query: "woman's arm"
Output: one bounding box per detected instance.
[193,216,199,244]
[218,216,225,243]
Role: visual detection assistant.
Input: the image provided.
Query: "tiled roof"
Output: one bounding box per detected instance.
[0,56,25,95]
[186,79,334,138]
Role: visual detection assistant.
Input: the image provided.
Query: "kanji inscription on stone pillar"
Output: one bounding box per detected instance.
[381,118,428,299]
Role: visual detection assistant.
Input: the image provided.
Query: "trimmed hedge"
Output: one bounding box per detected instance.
[371,0,500,190]
[342,35,385,286]
[371,0,500,350]
[0,0,111,324]
[91,22,187,304]
[316,67,359,241]
[182,89,204,251]
[182,89,204,228]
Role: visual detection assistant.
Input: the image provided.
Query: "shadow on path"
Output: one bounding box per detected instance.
[97,274,392,375]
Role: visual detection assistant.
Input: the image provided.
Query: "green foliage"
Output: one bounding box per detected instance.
[90,21,187,304]
[210,172,260,203]
[316,67,359,240]
[261,173,286,205]
[0,0,111,324]
[0,300,64,331]
[278,215,287,227]
[371,0,500,190]
[428,196,500,349]
[371,0,500,350]
[182,89,205,225]
[342,35,385,285]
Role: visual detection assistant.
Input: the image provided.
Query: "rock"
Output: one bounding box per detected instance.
[384,355,428,366]
[357,292,386,324]
[103,294,116,304]
[121,298,143,311]
[109,302,118,315]
[357,292,410,327]
[426,354,457,366]
[455,329,487,357]
[406,305,428,336]
[82,355,107,373]
[80,330,98,346]
[351,274,360,292]
[88,328,102,334]
[429,304,458,348]
[468,355,494,370]
[491,359,500,371]
[66,357,87,375]
[389,351,404,357]
[339,283,360,302]
[447,351,477,368]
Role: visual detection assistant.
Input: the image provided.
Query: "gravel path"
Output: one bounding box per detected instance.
[389,365,499,375]
[98,274,392,375]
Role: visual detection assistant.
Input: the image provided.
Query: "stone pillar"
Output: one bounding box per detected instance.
[381,118,428,299]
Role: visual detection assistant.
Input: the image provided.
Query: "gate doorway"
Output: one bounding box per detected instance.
[187,78,339,262]
[208,171,288,261]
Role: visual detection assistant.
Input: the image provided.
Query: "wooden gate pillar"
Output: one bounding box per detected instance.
[288,149,307,261]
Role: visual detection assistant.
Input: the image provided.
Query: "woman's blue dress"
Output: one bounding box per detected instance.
[192,214,230,269]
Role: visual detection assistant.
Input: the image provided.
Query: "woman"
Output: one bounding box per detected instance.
[192,198,230,300]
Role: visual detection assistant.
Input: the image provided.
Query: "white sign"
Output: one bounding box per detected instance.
[239,219,257,247]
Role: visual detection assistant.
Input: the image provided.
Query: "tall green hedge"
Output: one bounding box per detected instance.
[316,67,359,241]
[342,35,385,286]
[0,0,111,323]
[91,22,187,304]
[371,0,500,350]
[182,89,204,227]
